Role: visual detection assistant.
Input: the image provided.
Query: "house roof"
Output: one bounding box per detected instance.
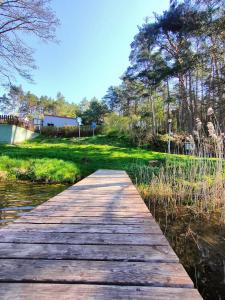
[44,114,77,120]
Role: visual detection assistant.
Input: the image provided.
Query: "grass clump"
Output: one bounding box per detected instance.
[31,159,79,183]
[0,155,79,183]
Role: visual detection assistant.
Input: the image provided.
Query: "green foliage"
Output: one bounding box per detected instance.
[0,135,169,183]
[103,113,132,137]
[0,155,79,183]
[41,125,102,137]
[81,98,108,125]
[102,86,121,112]
[103,112,175,150]
[0,86,80,118]
[32,159,79,183]
[103,0,225,134]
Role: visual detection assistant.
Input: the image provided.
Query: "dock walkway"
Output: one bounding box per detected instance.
[0,170,202,299]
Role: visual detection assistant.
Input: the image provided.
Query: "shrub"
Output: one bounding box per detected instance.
[41,125,102,138]
[103,113,131,138]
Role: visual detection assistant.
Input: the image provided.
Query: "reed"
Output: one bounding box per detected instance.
[133,108,225,223]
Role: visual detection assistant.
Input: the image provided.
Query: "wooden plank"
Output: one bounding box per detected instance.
[69,178,125,183]
[14,216,158,225]
[0,231,168,246]
[43,199,143,203]
[22,211,151,217]
[35,201,148,209]
[66,189,138,193]
[45,194,144,199]
[90,169,127,174]
[0,259,192,287]
[53,194,141,197]
[32,205,150,214]
[45,199,144,205]
[48,194,142,199]
[0,284,202,300]
[47,195,142,200]
[40,203,145,208]
[57,196,142,200]
[40,198,146,207]
[58,191,139,195]
[0,243,178,262]
[43,200,144,206]
[3,223,162,234]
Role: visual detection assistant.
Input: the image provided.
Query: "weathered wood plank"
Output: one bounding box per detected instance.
[42,201,143,206]
[65,189,138,194]
[0,259,193,287]
[22,211,151,217]
[44,199,144,206]
[32,205,150,214]
[0,243,178,262]
[53,193,141,197]
[40,201,146,207]
[42,200,145,207]
[0,284,202,300]
[45,195,143,200]
[40,204,146,209]
[66,189,138,193]
[3,223,162,234]
[48,194,142,199]
[14,216,159,225]
[0,231,168,246]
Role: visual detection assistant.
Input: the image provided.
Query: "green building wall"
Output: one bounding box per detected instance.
[0,125,38,144]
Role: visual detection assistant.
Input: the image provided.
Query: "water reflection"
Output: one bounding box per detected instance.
[149,204,225,300]
[0,181,68,225]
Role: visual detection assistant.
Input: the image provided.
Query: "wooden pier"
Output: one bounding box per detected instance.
[0,170,202,299]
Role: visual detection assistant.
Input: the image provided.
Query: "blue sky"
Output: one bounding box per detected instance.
[11,0,169,104]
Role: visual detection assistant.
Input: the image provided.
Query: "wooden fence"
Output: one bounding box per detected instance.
[0,115,34,131]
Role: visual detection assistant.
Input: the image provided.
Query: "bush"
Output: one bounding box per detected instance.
[41,125,102,138]
[103,113,131,138]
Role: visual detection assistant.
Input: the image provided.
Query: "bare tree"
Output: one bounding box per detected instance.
[0,0,59,84]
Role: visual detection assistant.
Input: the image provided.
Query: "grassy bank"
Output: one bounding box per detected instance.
[0,135,168,183]
[1,134,224,219]
[1,134,225,299]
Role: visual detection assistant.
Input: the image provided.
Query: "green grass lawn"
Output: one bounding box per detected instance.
[0,135,171,183]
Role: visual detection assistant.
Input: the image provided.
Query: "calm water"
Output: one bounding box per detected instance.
[149,204,225,300]
[0,181,68,225]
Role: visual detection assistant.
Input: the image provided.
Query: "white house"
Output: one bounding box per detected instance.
[43,115,79,127]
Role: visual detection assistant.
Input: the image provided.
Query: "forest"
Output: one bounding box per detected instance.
[103,0,225,140]
[1,0,224,146]
[0,86,108,125]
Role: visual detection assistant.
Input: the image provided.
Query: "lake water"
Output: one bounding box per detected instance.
[0,181,68,225]
[148,203,225,300]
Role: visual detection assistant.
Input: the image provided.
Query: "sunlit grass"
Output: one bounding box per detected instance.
[0,135,172,182]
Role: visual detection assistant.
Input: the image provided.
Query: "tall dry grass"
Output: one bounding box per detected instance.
[137,159,225,221]
[133,108,225,223]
